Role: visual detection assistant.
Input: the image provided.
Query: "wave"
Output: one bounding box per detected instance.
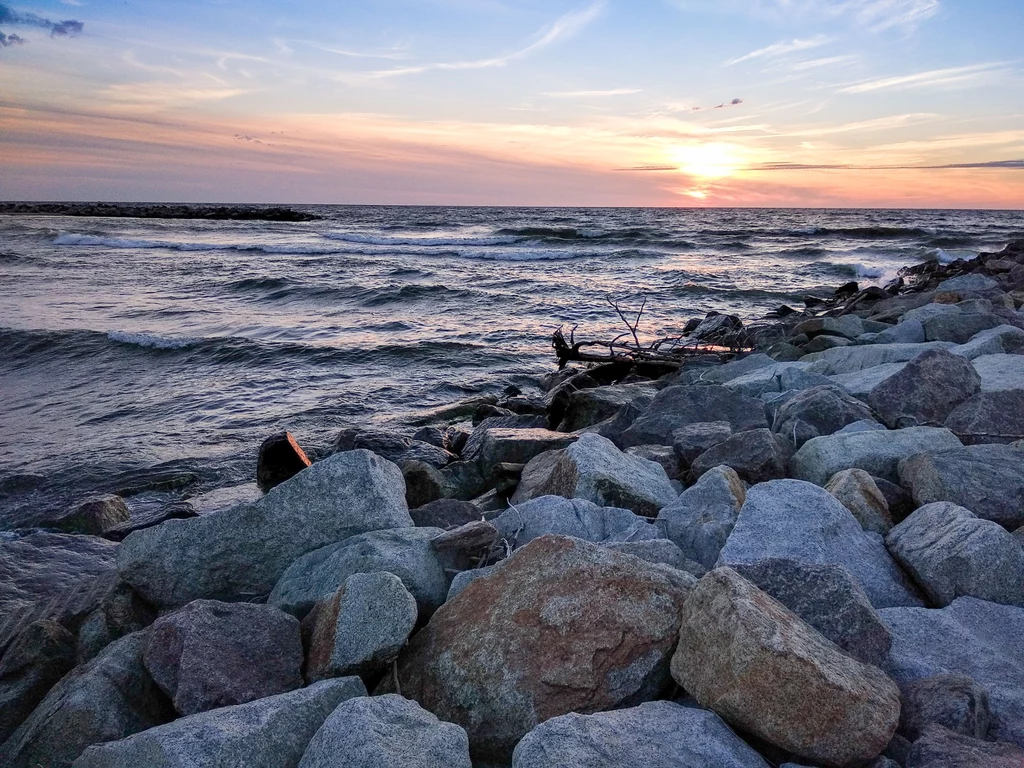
[106,330,198,349]
[323,232,519,247]
[934,248,980,264]
[807,226,933,239]
[54,233,349,256]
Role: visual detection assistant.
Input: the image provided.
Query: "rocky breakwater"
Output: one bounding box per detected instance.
[3,240,1024,766]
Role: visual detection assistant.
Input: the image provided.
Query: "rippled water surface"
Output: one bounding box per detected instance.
[2,205,1022,524]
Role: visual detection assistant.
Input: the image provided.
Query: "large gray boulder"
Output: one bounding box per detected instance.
[717,479,923,608]
[73,678,367,768]
[945,390,1024,444]
[897,444,1024,528]
[656,466,746,569]
[923,313,1006,343]
[0,632,173,768]
[491,495,657,548]
[511,701,769,768]
[143,600,302,716]
[672,568,901,767]
[876,319,925,344]
[879,597,1024,747]
[671,421,732,467]
[886,502,1024,607]
[0,620,76,743]
[620,385,767,448]
[117,451,412,609]
[830,362,906,400]
[722,363,831,398]
[269,527,466,618]
[867,350,981,429]
[905,724,1024,768]
[826,469,894,535]
[803,342,956,375]
[558,382,658,432]
[937,273,1001,293]
[298,694,471,768]
[730,558,892,667]
[772,385,877,448]
[898,674,992,741]
[790,426,963,485]
[972,353,1024,392]
[689,428,789,485]
[954,324,1024,358]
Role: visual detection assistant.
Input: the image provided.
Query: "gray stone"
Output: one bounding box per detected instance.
[464,426,575,474]
[924,313,1006,344]
[730,558,893,667]
[802,335,854,353]
[838,419,888,434]
[954,324,1024,358]
[826,469,894,534]
[690,428,789,485]
[937,273,1001,293]
[946,390,1024,444]
[901,303,961,326]
[74,577,156,664]
[905,724,1024,767]
[270,527,466,618]
[879,597,1024,747]
[804,342,956,375]
[492,495,657,548]
[410,499,481,529]
[657,466,746,569]
[671,421,733,466]
[972,353,1024,392]
[446,565,498,601]
[790,426,963,485]
[438,460,487,501]
[72,678,367,768]
[830,362,906,399]
[0,632,173,768]
[718,479,923,608]
[722,362,829,398]
[899,674,992,741]
[625,444,682,479]
[868,350,981,429]
[772,385,877,448]
[401,460,447,509]
[511,701,769,768]
[509,448,561,504]
[298,694,471,768]
[46,495,130,535]
[0,620,76,744]
[620,385,768,448]
[886,502,1024,607]
[796,315,866,340]
[683,353,776,385]
[897,444,1024,528]
[876,319,926,344]
[603,539,708,577]
[117,451,412,609]
[334,428,454,469]
[559,382,659,432]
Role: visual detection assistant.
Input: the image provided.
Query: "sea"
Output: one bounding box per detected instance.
[2,206,1022,528]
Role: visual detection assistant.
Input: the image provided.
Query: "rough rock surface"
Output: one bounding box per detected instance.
[772,386,877,448]
[101,501,198,542]
[620,385,768,448]
[46,495,131,535]
[899,674,992,741]
[491,495,657,548]
[559,382,659,432]
[867,350,981,429]
[803,342,955,375]
[256,432,311,492]
[269,526,466,618]
[672,421,732,466]
[410,499,482,529]
[690,428,789,485]
[298,694,472,768]
[73,576,156,665]
[905,724,1024,768]
[972,353,1024,392]
[0,620,76,743]
[923,313,1005,343]
[464,427,576,474]
[897,444,1024,528]
[885,502,1024,607]
[144,600,302,716]
[825,469,894,534]
[945,390,1024,444]
[657,466,746,569]
[603,539,707,576]
[718,479,923,608]
[117,450,412,609]
[730,559,892,667]
[511,701,769,768]
[384,535,694,762]
[671,568,901,768]
[624,444,682,480]
[302,572,417,682]
[73,677,367,768]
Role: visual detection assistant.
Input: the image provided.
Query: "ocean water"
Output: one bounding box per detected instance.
[1,205,1022,526]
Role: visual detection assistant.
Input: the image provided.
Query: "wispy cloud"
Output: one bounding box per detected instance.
[752,159,1024,170]
[787,55,858,72]
[543,88,641,97]
[674,0,939,31]
[726,35,831,66]
[0,2,83,43]
[840,62,1011,93]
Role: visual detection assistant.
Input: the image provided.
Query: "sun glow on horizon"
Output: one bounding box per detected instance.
[669,143,747,180]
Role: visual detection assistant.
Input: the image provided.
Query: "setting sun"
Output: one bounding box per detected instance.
[670,143,746,180]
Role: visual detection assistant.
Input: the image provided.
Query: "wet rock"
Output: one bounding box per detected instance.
[772,385,877,448]
[671,568,901,768]
[256,432,311,493]
[826,469,894,535]
[74,577,156,664]
[45,495,130,535]
[672,421,733,467]
[473,404,515,424]
[0,620,76,744]
[144,600,302,716]
[0,632,173,768]
[558,381,659,432]
[117,450,412,609]
[624,444,682,479]
[73,677,367,768]
[410,499,481,529]
[511,701,770,768]
[656,466,746,569]
[101,501,198,542]
[972,353,1024,391]
[690,312,743,342]
[905,724,1024,767]
[867,350,981,428]
[790,426,963,485]
[384,535,694,762]
[690,428,789,485]
[302,572,417,683]
[897,444,1024,528]
[269,527,466,618]
[730,559,892,667]
[620,385,767,448]
[603,539,707,576]
[298,694,471,768]
[899,674,992,741]
[491,495,657,548]
[335,428,454,468]
[718,479,923,608]
[886,502,1024,607]
[412,426,446,447]
[945,389,1024,444]
[437,460,487,501]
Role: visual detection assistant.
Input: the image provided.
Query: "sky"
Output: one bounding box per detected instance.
[0,0,1022,207]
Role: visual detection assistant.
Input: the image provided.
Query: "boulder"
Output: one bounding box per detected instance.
[0,620,76,743]
[897,444,1024,528]
[945,390,1024,444]
[334,428,454,468]
[876,319,925,344]
[803,342,956,375]
[511,701,770,768]
[681,353,775,385]
[144,600,302,716]
[886,502,1024,607]
[45,495,130,535]
[298,694,471,768]
[463,426,575,474]
[905,724,1024,767]
[954,324,1024,358]
[656,466,746,569]
[717,479,923,608]
[491,495,656,548]
[790,426,963,485]
[74,577,156,664]
[794,315,865,340]
[101,501,198,542]
[723,363,831,398]
[437,460,487,501]
[603,539,707,577]
[401,460,447,509]
[924,313,1006,343]
[690,428,789,485]
[671,568,901,767]
[624,444,682,479]
[269,527,466,618]
[879,596,1024,747]
[117,450,412,609]
[830,363,906,400]
[901,303,962,325]
[826,469,894,535]
[899,674,992,741]
[558,382,659,432]
[772,385,877,448]
[937,274,1001,293]
[410,499,481,529]
[256,432,311,492]
[384,535,694,762]
[0,632,173,768]
[620,385,768,448]
[867,350,981,428]
[972,353,1024,392]
[671,421,732,467]
[302,572,417,683]
[72,677,367,768]
[730,559,892,667]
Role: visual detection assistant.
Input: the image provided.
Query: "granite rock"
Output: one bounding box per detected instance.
[0,620,76,744]
[899,674,992,741]
[491,495,657,548]
[826,469,894,535]
[944,389,1024,444]
[657,466,746,569]
[690,428,789,485]
[867,350,981,429]
[772,385,877,448]
[620,385,768,448]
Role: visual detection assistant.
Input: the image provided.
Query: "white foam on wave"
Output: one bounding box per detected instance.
[322,232,520,247]
[55,232,345,256]
[852,263,885,278]
[106,330,197,349]
[935,247,979,264]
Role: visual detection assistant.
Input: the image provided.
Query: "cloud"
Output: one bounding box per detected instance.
[0,2,83,44]
[0,30,23,46]
[726,35,831,66]
[672,0,939,31]
[840,62,1010,93]
[751,159,1024,170]
[543,88,641,97]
